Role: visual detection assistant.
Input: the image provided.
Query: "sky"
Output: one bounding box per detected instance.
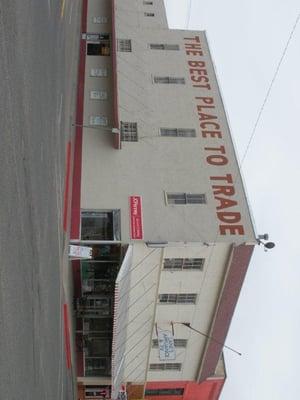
[164,1,300,399]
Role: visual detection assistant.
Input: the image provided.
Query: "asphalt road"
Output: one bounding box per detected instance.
[0,1,81,399]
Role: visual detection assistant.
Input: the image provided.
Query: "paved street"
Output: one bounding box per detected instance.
[0,1,81,398]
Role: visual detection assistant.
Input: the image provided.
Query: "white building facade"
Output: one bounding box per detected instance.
[71,1,256,399]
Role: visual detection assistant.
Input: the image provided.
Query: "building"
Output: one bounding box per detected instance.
[71,1,256,399]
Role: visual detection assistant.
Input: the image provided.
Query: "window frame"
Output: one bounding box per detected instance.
[121,122,138,142]
[145,388,184,396]
[152,339,188,348]
[149,44,180,51]
[89,115,108,127]
[158,293,197,305]
[90,68,108,77]
[90,90,108,100]
[153,76,185,85]
[166,192,206,205]
[117,39,132,52]
[163,258,204,271]
[149,363,182,371]
[160,128,196,137]
[80,209,121,241]
[92,16,108,24]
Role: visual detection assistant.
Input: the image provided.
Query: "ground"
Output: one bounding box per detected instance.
[0,1,81,398]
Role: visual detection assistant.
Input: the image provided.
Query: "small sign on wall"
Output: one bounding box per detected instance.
[129,196,143,240]
[158,328,176,360]
[69,245,92,259]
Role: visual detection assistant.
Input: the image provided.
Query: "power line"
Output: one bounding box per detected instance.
[185,0,192,28]
[174,322,242,356]
[241,11,300,166]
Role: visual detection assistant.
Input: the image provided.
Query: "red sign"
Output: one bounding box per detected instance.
[129,196,143,239]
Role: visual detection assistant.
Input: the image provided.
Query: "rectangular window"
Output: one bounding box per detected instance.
[152,339,187,348]
[143,1,153,4]
[144,12,155,17]
[117,39,132,52]
[149,363,182,371]
[90,68,108,77]
[90,90,108,100]
[85,386,110,398]
[163,258,204,271]
[87,43,110,56]
[154,76,185,84]
[166,193,206,205]
[150,44,180,50]
[145,388,184,396]
[90,116,108,126]
[160,128,196,137]
[84,318,113,333]
[93,16,108,24]
[158,293,197,304]
[85,357,111,377]
[121,122,138,142]
[81,210,121,240]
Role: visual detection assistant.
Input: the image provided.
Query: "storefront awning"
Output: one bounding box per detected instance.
[111,245,133,399]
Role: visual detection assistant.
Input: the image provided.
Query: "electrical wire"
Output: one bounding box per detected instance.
[185,0,192,28]
[240,11,300,166]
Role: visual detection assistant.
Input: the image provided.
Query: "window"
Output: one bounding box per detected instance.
[117,39,132,52]
[90,91,108,100]
[153,76,185,84]
[149,363,182,371]
[85,357,111,376]
[90,68,108,77]
[90,116,108,126]
[163,258,204,271]
[160,128,196,137]
[87,43,110,56]
[144,12,155,16]
[93,16,108,24]
[85,386,110,398]
[143,1,153,4]
[150,44,180,50]
[145,388,184,396]
[121,122,138,142]
[166,193,206,205]
[152,339,187,348]
[158,293,197,304]
[84,318,113,332]
[81,210,121,240]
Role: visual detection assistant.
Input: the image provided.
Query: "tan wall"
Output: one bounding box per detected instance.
[121,242,230,382]
[81,0,256,245]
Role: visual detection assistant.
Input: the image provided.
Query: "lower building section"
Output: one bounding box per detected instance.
[73,243,124,381]
[144,380,225,400]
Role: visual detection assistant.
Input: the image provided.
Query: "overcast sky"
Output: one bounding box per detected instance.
[164,1,300,398]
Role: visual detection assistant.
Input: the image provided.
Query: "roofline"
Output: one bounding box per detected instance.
[198,243,255,381]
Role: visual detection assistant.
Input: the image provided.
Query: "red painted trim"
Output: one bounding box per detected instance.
[63,141,72,232]
[199,244,255,381]
[76,333,84,376]
[70,0,88,239]
[111,0,121,149]
[145,380,225,400]
[81,0,88,33]
[63,303,72,369]
[72,260,82,298]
